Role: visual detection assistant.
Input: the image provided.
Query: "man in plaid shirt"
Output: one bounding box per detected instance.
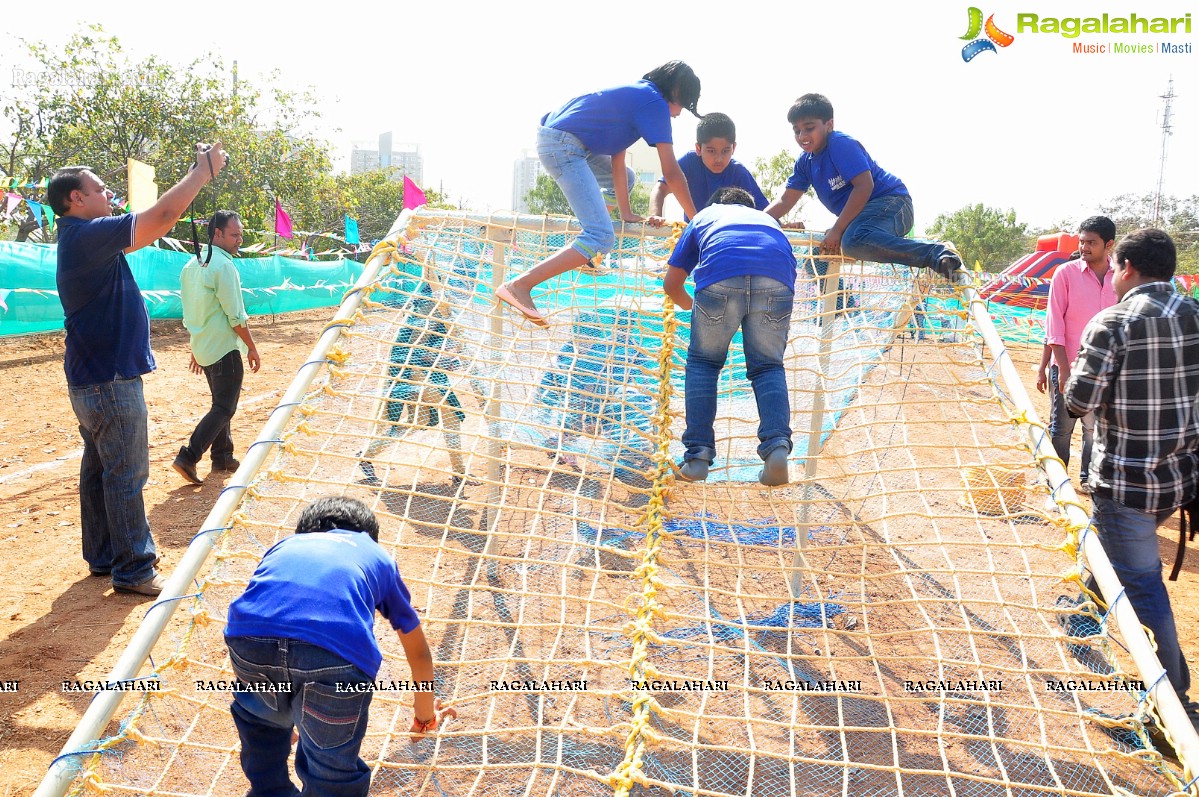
[1065,228,1199,708]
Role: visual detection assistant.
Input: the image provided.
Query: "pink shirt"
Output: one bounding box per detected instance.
[1044,259,1117,367]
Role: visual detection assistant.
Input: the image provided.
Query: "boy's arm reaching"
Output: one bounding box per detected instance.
[821,171,873,255]
[663,265,693,311]
[656,143,698,220]
[648,181,670,217]
[398,625,456,733]
[766,189,803,224]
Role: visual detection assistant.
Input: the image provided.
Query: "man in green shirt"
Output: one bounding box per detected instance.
[174,210,261,484]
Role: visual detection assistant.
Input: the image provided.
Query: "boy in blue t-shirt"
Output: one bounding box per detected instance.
[648,112,768,221]
[765,93,962,278]
[664,187,797,487]
[224,497,454,796]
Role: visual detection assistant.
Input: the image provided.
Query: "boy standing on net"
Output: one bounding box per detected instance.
[648,112,768,221]
[224,496,454,796]
[765,93,962,279]
[663,187,797,487]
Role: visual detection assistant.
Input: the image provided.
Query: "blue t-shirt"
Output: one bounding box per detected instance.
[541,80,673,155]
[667,204,797,292]
[784,131,908,216]
[225,530,421,678]
[662,152,769,220]
[55,214,155,387]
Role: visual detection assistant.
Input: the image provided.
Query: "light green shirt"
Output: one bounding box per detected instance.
[180,245,249,367]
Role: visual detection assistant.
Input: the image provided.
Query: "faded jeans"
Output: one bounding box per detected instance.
[840,193,952,270]
[68,376,158,587]
[226,636,374,797]
[537,125,635,261]
[1091,495,1189,698]
[683,275,794,463]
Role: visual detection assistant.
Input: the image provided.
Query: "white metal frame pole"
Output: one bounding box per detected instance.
[482,223,510,559]
[790,251,842,598]
[961,273,1199,782]
[34,209,417,797]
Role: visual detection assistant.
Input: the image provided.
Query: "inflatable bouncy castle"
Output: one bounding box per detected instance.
[978,232,1079,310]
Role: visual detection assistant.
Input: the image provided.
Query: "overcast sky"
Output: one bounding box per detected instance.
[3,0,1195,232]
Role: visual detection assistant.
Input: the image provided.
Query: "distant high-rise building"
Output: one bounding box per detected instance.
[512,143,660,214]
[351,132,423,184]
[512,151,545,213]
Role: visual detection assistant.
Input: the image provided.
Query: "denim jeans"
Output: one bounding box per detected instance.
[537,125,635,261]
[181,349,243,465]
[840,194,952,270]
[1091,495,1190,697]
[226,636,374,797]
[683,275,794,463]
[68,376,158,587]
[1048,365,1094,478]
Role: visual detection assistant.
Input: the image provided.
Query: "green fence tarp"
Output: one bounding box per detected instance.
[0,240,364,337]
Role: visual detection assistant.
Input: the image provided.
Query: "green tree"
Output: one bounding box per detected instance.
[524,173,650,219]
[1098,193,1199,274]
[318,168,457,245]
[926,204,1029,272]
[524,173,572,216]
[1,27,335,245]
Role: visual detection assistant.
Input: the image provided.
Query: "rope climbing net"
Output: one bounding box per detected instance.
[45,209,1195,797]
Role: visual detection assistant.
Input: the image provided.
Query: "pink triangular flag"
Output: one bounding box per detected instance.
[402,176,427,211]
[275,198,293,240]
[4,193,21,217]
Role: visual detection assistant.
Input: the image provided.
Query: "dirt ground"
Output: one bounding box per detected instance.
[0,314,1196,795]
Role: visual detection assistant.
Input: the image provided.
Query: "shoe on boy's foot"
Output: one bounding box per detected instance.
[114,574,166,597]
[676,459,710,483]
[172,449,203,485]
[936,242,965,279]
[759,448,790,487]
[211,456,240,473]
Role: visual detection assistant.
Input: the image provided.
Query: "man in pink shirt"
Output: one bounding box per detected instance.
[1039,216,1117,491]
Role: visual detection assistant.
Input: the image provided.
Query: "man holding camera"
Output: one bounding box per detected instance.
[47,143,228,597]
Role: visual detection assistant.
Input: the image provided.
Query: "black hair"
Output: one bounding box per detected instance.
[709,187,755,208]
[47,166,97,216]
[295,496,381,542]
[208,210,242,243]
[643,61,701,117]
[1114,228,1176,281]
[696,112,735,144]
[786,93,834,124]
[1078,215,1117,244]
[1066,250,1082,261]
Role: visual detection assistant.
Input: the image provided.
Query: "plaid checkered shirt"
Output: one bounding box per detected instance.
[1064,281,1199,512]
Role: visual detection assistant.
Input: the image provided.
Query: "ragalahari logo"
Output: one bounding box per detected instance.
[960,7,1015,61]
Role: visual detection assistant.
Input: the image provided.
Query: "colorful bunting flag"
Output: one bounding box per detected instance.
[402,176,427,211]
[344,215,359,245]
[275,198,293,240]
[4,193,20,217]
[27,200,44,228]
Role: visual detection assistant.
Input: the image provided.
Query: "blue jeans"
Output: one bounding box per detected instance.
[68,376,158,587]
[840,194,951,270]
[1091,495,1190,698]
[1048,365,1094,478]
[181,349,243,465]
[537,125,635,261]
[683,276,794,463]
[226,636,374,797]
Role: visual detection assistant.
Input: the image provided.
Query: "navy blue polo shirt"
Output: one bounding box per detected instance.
[55,214,154,387]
